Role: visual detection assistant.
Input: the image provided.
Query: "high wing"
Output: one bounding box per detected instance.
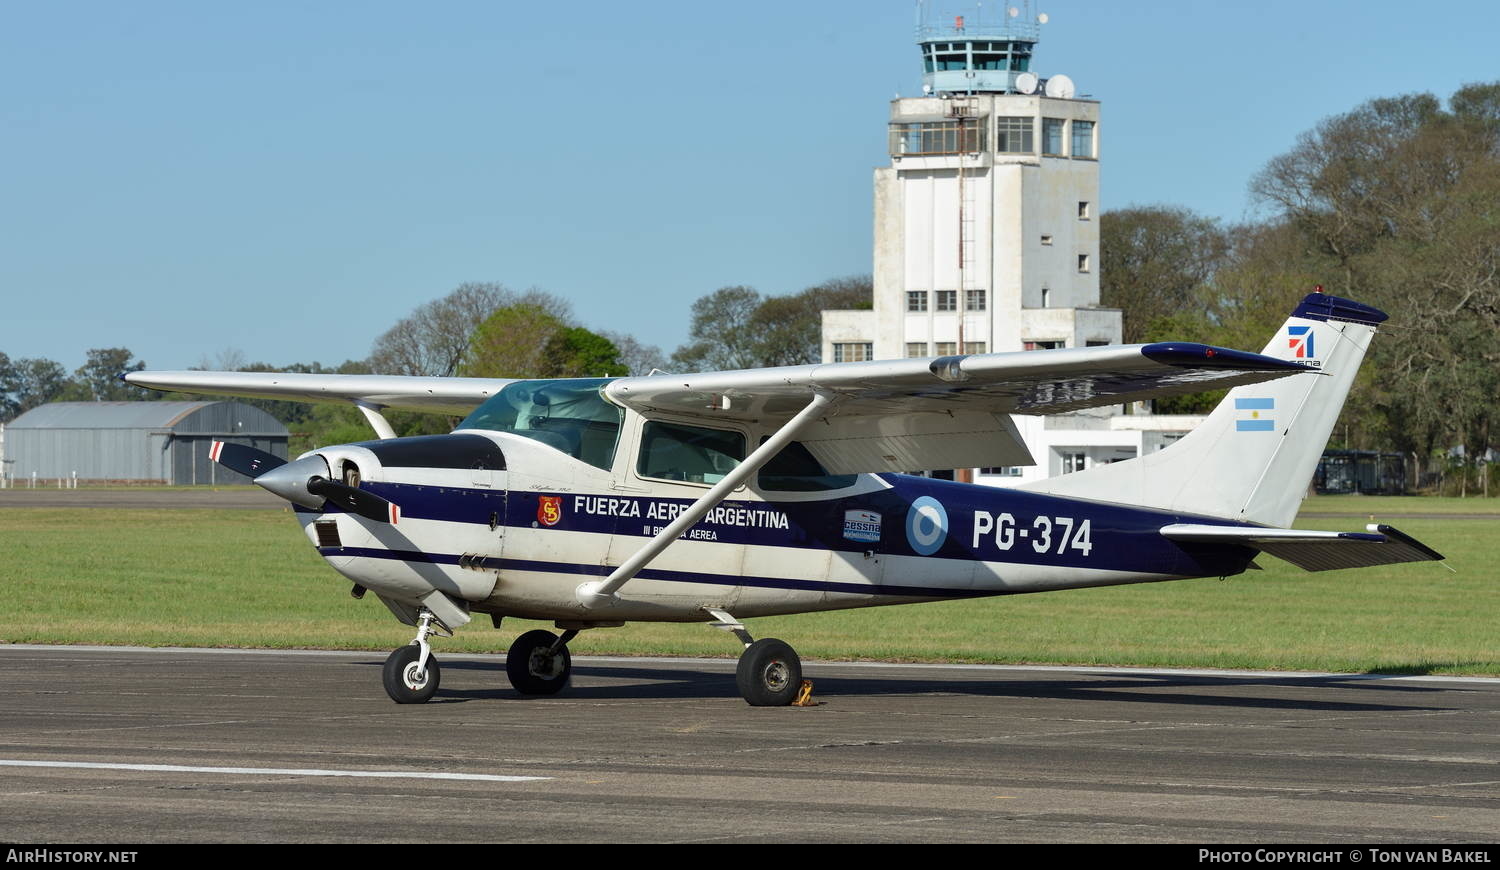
[605,342,1309,474]
[1160,523,1446,571]
[124,371,515,416]
[128,341,1304,472]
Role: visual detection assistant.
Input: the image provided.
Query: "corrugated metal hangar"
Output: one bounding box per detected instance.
[4,401,289,485]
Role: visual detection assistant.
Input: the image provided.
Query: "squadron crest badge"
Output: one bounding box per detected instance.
[537,495,562,527]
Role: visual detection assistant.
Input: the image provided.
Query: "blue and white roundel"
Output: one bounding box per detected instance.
[905,496,949,556]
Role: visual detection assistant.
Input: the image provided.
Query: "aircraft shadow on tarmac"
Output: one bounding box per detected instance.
[353,658,1456,712]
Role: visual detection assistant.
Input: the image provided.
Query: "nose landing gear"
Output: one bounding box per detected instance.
[382,608,448,704]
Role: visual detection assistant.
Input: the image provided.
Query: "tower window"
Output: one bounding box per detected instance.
[1042,118,1066,156]
[833,342,873,363]
[890,120,986,156]
[935,290,957,312]
[1041,234,1053,246]
[1078,201,1091,220]
[1041,287,1051,307]
[906,290,928,312]
[1078,254,1091,273]
[1071,120,1095,158]
[996,117,1033,154]
[965,289,987,311]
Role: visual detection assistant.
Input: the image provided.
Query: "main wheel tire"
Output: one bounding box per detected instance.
[382,645,440,704]
[736,638,802,706]
[506,629,572,696]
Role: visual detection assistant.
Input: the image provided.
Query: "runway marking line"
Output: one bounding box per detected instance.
[0,759,550,783]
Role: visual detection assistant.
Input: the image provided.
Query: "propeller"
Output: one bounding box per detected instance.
[307,476,401,524]
[208,441,286,478]
[210,441,400,524]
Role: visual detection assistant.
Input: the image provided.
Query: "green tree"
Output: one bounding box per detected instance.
[368,283,567,377]
[752,275,873,367]
[461,302,624,380]
[2,357,69,417]
[74,348,148,401]
[1246,82,1500,483]
[541,327,628,378]
[0,352,16,421]
[1099,206,1228,344]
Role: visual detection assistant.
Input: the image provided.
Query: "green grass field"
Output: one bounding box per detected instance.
[1301,494,1500,514]
[0,502,1494,674]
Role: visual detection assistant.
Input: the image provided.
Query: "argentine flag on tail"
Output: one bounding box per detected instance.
[1236,398,1275,431]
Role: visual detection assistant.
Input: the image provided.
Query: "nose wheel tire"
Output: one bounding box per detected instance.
[736,638,802,706]
[382,645,440,704]
[506,629,573,695]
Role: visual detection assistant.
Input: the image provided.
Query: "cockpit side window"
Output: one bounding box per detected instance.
[637,421,745,485]
[757,439,859,491]
[456,378,623,471]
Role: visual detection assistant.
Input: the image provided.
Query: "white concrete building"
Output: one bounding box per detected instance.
[822,8,1193,487]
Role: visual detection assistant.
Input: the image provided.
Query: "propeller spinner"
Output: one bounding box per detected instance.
[211,441,400,524]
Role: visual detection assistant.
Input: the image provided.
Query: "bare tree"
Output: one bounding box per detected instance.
[601,331,668,376]
[670,286,765,373]
[669,277,873,372]
[368,283,515,376]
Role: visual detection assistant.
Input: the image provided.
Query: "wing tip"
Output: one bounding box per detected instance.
[1141,343,1306,373]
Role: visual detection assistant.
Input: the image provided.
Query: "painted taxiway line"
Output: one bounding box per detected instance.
[0,759,550,783]
[2,643,1497,685]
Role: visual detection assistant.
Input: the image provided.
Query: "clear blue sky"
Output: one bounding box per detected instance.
[4,0,1496,373]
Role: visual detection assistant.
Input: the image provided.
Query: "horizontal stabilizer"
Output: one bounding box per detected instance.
[1160,523,1445,572]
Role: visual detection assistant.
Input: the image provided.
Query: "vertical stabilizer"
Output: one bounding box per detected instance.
[1019,293,1387,528]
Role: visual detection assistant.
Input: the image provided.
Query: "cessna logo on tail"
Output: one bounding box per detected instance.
[1288,325,1315,358]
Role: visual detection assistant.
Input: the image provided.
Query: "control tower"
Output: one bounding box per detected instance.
[823,3,1120,374]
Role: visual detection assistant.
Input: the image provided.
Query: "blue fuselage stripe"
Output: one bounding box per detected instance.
[318,546,991,598]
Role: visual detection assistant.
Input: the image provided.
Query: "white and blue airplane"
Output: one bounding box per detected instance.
[128,291,1442,706]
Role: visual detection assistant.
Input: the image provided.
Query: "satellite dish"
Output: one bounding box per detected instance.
[1015,72,1039,95]
[1038,12,1049,24]
[1044,73,1075,99]
[1008,6,1019,16]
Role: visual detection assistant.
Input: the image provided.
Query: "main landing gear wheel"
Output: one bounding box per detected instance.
[383,645,440,704]
[736,638,802,707]
[506,629,573,695]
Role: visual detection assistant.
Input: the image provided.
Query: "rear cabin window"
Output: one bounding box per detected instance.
[456,378,623,471]
[757,440,858,492]
[637,421,745,485]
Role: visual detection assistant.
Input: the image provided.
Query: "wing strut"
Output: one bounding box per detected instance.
[354,401,398,440]
[575,390,838,609]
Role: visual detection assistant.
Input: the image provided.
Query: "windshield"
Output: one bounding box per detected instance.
[456,378,622,471]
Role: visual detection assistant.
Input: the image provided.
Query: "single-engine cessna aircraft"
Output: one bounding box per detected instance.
[128,291,1443,705]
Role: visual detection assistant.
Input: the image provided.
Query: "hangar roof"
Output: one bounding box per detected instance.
[7,401,288,434]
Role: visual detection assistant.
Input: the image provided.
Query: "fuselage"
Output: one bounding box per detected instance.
[295,428,1256,626]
